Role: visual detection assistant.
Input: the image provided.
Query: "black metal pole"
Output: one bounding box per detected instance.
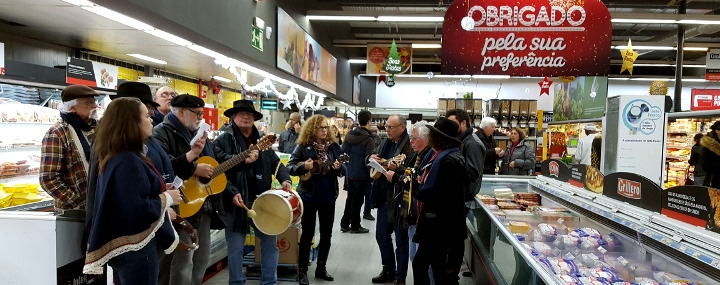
[674,0,686,112]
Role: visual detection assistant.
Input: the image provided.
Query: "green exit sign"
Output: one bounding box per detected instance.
[251,26,263,51]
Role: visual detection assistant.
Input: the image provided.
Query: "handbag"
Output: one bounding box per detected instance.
[684,165,694,186]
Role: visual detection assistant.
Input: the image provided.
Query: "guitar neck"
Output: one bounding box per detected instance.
[212,145,260,178]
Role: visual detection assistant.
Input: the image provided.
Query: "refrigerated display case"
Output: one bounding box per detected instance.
[466,176,720,285]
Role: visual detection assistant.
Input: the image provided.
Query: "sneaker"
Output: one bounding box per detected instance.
[350,227,370,234]
[341,227,350,232]
[363,214,375,221]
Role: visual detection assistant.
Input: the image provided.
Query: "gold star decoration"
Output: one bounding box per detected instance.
[620,39,639,75]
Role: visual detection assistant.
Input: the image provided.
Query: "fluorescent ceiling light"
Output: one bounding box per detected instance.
[678,20,720,25]
[212,75,232,83]
[82,6,154,31]
[348,59,367,64]
[630,78,672,81]
[435,75,472,78]
[307,15,377,21]
[127,54,167,65]
[188,45,227,60]
[611,19,676,24]
[145,29,192,47]
[377,16,444,22]
[395,74,429,78]
[684,47,709,51]
[682,78,709,82]
[412,44,442,49]
[473,75,511,79]
[609,78,630,80]
[685,64,707,68]
[612,46,674,50]
[61,0,95,7]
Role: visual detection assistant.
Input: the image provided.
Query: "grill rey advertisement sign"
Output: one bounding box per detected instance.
[442,0,612,77]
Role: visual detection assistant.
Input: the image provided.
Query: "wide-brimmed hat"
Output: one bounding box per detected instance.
[61,85,98,102]
[427,118,462,144]
[112,82,160,107]
[224,100,263,121]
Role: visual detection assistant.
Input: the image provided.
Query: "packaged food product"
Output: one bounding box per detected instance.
[509,221,530,233]
[533,223,560,242]
[558,275,583,285]
[521,242,538,256]
[578,277,613,285]
[498,201,523,210]
[479,195,497,205]
[634,277,661,284]
[494,188,514,200]
[538,258,582,275]
[515,234,528,241]
[492,210,506,219]
[652,271,690,284]
[604,233,624,247]
[532,206,570,213]
[537,211,580,222]
[533,241,560,257]
[582,268,623,283]
[581,237,608,249]
[505,210,535,218]
[516,199,540,206]
[486,204,500,210]
[570,228,603,240]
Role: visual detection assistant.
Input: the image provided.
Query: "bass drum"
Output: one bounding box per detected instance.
[251,190,304,236]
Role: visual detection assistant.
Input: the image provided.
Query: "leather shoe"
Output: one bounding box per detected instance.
[350,227,370,234]
[298,272,309,285]
[315,268,334,281]
[394,279,406,285]
[363,214,376,221]
[372,269,395,283]
[341,226,350,232]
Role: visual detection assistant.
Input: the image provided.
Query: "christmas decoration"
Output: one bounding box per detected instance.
[383,40,404,75]
[620,39,639,75]
[650,81,669,95]
[385,75,395,87]
[538,77,553,96]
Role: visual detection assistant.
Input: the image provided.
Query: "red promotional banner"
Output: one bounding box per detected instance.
[442,0,612,77]
[203,107,219,131]
[690,88,720,111]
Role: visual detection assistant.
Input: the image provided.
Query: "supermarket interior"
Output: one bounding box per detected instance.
[4,0,720,284]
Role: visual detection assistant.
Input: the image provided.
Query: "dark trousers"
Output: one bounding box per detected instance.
[341,179,369,229]
[446,208,470,284]
[299,201,335,271]
[364,181,373,215]
[483,169,496,175]
[376,203,409,280]
[109,239,160,285]
[412,241,452,285]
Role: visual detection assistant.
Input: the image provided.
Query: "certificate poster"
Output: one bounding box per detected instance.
[602,95,666,185]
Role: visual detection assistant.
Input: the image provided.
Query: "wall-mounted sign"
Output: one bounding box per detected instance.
[66,58,118,90]
[367,42,411,75]
[706,49,720,81]
[604,172,662,213]
[442,0,612,77]
[0,42,4,75]
[276,8,337,94]
[251,25,264,51]
[203,107,218,131]
[690,88,720,111]
[552,76,608,121]
[541,159,570,182]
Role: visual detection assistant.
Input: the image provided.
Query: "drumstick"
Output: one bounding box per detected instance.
[240,202,257,218]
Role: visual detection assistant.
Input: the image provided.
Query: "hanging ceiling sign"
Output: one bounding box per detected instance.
[442,0,612,77]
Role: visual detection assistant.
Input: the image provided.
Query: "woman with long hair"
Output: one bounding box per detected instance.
[287,115,344,285]
[501,127,536,176]
[83,97,181,284]
[690,133,707,186]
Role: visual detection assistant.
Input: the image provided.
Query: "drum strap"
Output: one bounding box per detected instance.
[274,161,281,178]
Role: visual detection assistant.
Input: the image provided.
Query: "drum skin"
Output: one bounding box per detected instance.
[252,190,304,235]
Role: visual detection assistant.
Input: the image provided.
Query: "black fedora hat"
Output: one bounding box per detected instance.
[427,118,462,144]
[224,100,263,121]
[112,82,160,107]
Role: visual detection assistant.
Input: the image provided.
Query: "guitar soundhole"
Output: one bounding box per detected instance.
[198,177,211,184]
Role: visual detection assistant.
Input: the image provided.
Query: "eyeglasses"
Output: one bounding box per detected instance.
[185,108,204,119]
[386,125,402,130]
[78,98,98,106]
[319,126,328,130]
[159,92,177,99]
[236,111,254,118]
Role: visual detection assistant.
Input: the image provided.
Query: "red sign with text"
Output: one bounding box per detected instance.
[691,89,720,111]
[442,0,612,77]
[203,107,219,131]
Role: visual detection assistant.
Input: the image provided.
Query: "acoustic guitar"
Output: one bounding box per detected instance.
[369,154,406,180]
[178,135,275,218]
[299,153,350,181]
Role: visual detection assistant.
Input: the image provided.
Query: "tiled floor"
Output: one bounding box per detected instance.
[203,186,475,285]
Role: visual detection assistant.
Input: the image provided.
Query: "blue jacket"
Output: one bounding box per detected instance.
[341,127,375,181]
[278,128,299,154]
[287,143,344,200]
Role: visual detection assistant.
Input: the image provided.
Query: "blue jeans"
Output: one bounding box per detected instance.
[225,210,279,285]
[108,239,159,285]
[364,182,373,216]
[376,203,409,280]
[408,225,434,285]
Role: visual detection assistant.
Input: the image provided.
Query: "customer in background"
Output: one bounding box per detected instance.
[153,95,225,285]
[690,133,707,186]
[365,125,382,221]
[445,109,483,283]
[574,124,597,165]
[278,112,301,153]
[83,97,181,284]
[701,121,720,187]
[214,99,292,285]
[152,86,177,125]
[476,117,504,175]
[412,118,468,285]
[501,127,536,176]
[332,125,343,145]
[340,110,375,234]
[287,115,344,285]
[40,85,99,212]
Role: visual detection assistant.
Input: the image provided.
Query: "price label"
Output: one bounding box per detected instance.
[565,252,576,260]
[557,218,565,225]
[597,246,607,254]
[617,256,629,267]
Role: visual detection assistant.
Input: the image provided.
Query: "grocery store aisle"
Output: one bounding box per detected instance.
[203,186,475,285]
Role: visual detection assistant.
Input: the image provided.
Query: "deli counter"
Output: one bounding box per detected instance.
[466,176,720,285]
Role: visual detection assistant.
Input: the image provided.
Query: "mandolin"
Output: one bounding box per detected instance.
[369,154,406,180]
[299,153,350,181]
[178,135,275,218]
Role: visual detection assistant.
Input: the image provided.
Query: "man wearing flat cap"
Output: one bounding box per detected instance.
[213,99,292,285]
[574,123,597,166]
[153,94,224,285]
[40,84,100,212]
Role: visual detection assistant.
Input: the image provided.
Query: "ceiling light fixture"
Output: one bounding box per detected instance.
[412,44,442,49]
[472,75,511,79]
[189,45,227,60]
[683,47,709,51]
[376,16,444,22]
[677,20,720,25]
[608,78,630,80]
[435,75,472,78]
[145,29,192,47]
[61,0,96,7]
[127,54,167,65]
[348,59,368,64]
[212,75,232,83]
[306,15,377,21]
[82,6,154,31]
[612,46,674,50]
[611,19,677,24]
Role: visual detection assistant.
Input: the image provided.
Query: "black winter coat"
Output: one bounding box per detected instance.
[287,143,344,199]
[476,130,500,173]
[341,127,375,181]
[700,132,720,187]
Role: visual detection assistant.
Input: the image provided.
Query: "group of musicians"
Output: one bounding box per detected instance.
[40,81,478,285]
